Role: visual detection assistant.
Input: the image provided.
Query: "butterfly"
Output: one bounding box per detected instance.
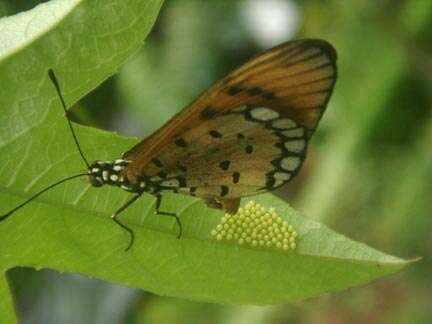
[0,38,337,251]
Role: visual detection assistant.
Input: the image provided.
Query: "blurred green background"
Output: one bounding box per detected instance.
[1,0,431,323]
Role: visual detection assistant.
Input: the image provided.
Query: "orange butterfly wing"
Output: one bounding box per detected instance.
[122,39,337,202]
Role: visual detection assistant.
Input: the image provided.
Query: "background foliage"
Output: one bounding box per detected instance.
[1,0,431,323]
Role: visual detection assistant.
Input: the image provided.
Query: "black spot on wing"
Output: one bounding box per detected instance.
[227,86,243,96]
[209,130,223,138]
[151,157,163,168]
[177,163,187,173]
[219,160,231,171]
[200,106,218,120]
[232,172,240,184]
[245,145,253,154]
[174,137,188,147]
[220,186,229,197]
[245,86,276,100]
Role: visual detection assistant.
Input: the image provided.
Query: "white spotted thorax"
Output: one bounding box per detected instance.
[211,200,297,252]
[87,159,144,192]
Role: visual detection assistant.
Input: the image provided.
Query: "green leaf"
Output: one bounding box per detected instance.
[0,0,413,322]
[0,0,164,322]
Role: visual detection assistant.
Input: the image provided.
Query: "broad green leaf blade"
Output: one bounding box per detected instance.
[0,0,412,319]
[1,183,412,305]
[0,0,164,322]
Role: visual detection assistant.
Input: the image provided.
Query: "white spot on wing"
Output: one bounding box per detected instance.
[280,157,301,171]
[272,118,296,129]
[91,168,99,173]
[284,139,306,153]
[281,128,304,138]
[274,180,284,187]
[250,107,279,121]
[110,174,119,182]
[274,172,291,181]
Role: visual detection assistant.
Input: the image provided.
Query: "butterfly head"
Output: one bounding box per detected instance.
[87,159,130,188]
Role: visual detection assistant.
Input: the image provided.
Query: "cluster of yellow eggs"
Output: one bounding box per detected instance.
[211,200,297,251]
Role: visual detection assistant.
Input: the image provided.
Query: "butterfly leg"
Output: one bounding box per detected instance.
[204,198,222,210]
[111,192,142,251]
[220,198,241,215]
[154,194,182,239]
[204,197,240,214]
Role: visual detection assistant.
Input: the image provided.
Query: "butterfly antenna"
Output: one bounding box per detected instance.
[48,69,90,169]
[0,173,88,223]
